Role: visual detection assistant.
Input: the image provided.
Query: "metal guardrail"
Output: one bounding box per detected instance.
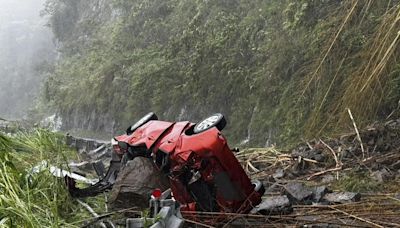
[65,134,113,178]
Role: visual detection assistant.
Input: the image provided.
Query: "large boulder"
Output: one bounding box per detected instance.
[109,157,170,210]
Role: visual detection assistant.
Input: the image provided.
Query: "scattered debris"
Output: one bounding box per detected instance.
[272,168,285,179]
[77,199,115,228]
[283,182,313,204]
[321,174,335,183]
[371,168,392,183]
[250,195,292,215]
[66,134,110,157]
[240,118,400,184]
[30,160,98,185]
[323,192,361,204]
[312,185,331,202]
[234,118,400,226]
[62,118,400,227]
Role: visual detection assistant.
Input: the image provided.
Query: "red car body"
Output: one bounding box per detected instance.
[113,119,263,213]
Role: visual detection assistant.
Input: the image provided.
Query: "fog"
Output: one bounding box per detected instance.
[0,0,55,120]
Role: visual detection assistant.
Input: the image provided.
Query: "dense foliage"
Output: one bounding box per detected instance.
[43,0,400,146]
[0,130,103,227]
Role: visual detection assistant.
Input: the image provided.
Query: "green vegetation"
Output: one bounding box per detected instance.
[41,0,400,146]
[333,171,380,193]
[0,130,103,227]
[333,171,400,193]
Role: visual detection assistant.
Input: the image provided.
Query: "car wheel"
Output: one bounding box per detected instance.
[252,180,265,196]
[126,112,158,135]
[193,113,226,134]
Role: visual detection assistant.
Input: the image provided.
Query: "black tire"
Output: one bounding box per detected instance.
[252,180,265,196]
[126,112,158,135]
[193,113,226,134]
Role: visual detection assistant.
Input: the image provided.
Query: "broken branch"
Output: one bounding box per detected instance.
[347,108,365,159]
[306,167,342,180]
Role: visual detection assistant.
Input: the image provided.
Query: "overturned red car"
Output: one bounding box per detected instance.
[68,113,264,214]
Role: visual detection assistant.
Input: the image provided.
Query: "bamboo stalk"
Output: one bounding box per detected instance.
[77,199,107,228]
[329,206,385,228]
[347,108,365,159]
[306,167,342,180]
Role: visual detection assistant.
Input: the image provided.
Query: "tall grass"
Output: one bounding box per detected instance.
[335,5,400,126]
[296,0,400,139]
[0,130,102,227]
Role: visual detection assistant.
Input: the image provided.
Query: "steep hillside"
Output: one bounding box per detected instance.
[42,0,400,146]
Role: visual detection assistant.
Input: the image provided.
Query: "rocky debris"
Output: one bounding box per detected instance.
[283,182,313,204]
[312,185,331,202]
[250,184,359,216]
[371,168,393,183]
[109,157,170,211]
[240,119,400,188]
[321,174,335,183]
[286,119,400,179]
[322,192,361,204]
[272,168,285,179]
[282,181,355,204]
[292,147,327,163]
[250,195,292,215]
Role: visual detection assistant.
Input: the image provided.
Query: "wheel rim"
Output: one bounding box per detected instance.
[196,114,220,131]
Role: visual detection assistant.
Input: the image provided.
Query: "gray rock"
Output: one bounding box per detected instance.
[250,195,292,215]
[312,186,330,202]
[313,152,326,162]
[321,174,335,184]
[284,182,313,203]
[323,192,361,204]
[272,168,285,179]
[109,157,170,211]
[371,168,392,183]
[395,193,400,200]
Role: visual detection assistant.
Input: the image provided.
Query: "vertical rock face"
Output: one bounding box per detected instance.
[61,109,115,135]
[46,0,121,135]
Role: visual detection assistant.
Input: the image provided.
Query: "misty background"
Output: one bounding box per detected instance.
[0,0,55,120]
